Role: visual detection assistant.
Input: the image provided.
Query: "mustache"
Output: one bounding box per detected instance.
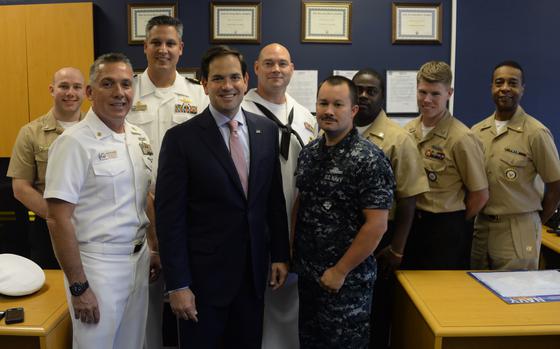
[319,116,337,122]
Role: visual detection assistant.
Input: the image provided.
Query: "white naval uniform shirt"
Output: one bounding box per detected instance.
[44,109,153,244]
[127,70,208,176]
[242,89,317,225]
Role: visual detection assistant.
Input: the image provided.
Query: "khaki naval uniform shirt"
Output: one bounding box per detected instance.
[405,111,488,213]
[7,109,84,193]
[361,110,429,220]
[471,106,560,215]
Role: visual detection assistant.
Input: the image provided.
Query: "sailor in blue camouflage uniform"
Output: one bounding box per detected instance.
[293,76,395,349]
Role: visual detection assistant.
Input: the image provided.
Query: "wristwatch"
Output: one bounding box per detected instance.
[69,280,89,296]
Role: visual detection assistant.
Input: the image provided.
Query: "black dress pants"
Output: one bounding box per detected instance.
[401,209,473,270]
[29,217,60,269]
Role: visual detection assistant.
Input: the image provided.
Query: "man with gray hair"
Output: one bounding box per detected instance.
[44,53,157,348]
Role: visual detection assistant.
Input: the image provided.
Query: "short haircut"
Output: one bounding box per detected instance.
[146,15,183,39]
[492,60,524,84]
[353,68,385,97]
[200,45,247,80]
[318,75,358,106]
[89,53,132,84]
[417,61,453,86]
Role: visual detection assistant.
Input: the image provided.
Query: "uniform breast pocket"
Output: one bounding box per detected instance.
[172,112,192,126]
[424,161,447,186]
[127,112,156,141]
[92,161,127,202]
[500,155,529,182]
[34,150,49,177]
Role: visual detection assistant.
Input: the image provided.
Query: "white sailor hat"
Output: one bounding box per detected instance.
[0,254,45,296]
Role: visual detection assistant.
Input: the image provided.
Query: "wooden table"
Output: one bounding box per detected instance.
[392,270,560,349]
[541,226,560,268]
[0,270,71,349]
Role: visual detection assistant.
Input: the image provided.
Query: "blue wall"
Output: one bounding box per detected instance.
[90,0,452,81]
[0,0,451,83]
[3,0,559,136]
[454,0,560,138]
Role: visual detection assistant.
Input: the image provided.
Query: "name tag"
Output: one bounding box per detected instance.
[98,150,118,161]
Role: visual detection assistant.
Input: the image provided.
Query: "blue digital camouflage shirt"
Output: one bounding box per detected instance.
[293,127,395,348]
[294,127,395,282]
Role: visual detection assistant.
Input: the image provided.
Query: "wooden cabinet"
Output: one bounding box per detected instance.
[0,3,93,157]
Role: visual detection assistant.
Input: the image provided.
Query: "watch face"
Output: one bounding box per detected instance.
[70,281,89,296]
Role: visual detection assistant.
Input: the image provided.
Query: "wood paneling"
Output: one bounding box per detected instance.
[0,2,93,157]
[0,5,30,157]
[25,3,93,119]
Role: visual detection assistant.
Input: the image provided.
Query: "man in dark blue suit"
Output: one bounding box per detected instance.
[155,45,290,348]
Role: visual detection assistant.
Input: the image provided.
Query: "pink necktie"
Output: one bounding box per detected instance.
[228,119,248,196]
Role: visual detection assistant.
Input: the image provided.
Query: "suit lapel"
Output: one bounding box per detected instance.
[197,109,247,198]
[246,113,264,201]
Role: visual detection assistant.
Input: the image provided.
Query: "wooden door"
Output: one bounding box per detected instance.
[25,2,94,120]
[0,5,29,157]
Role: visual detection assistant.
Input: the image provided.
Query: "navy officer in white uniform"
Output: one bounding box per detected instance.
[44,52,157,349]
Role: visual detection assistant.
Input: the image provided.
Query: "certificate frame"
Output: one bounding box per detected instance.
[392,2,442,45]
[301,1,352,44]
[128,3,177,45]
[178,67,201,81]
[210,2,261,44]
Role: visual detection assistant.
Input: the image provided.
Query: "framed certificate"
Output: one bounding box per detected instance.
[301,1,352,43]
[392,2,442,44]
[210,2,261,44]
[128,3,177,45]
[178,67,201,81]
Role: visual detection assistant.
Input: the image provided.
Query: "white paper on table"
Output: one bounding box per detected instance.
[386,70,418,114]
[469,270,560,303]
[286,70,318,113]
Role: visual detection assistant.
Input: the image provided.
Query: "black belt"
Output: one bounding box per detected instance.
[482,214,501,222]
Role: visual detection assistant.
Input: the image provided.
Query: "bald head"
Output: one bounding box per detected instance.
[254,43,294,102]
[52,67,84,85]
[49,67,85,121]
[257,43,291,61]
